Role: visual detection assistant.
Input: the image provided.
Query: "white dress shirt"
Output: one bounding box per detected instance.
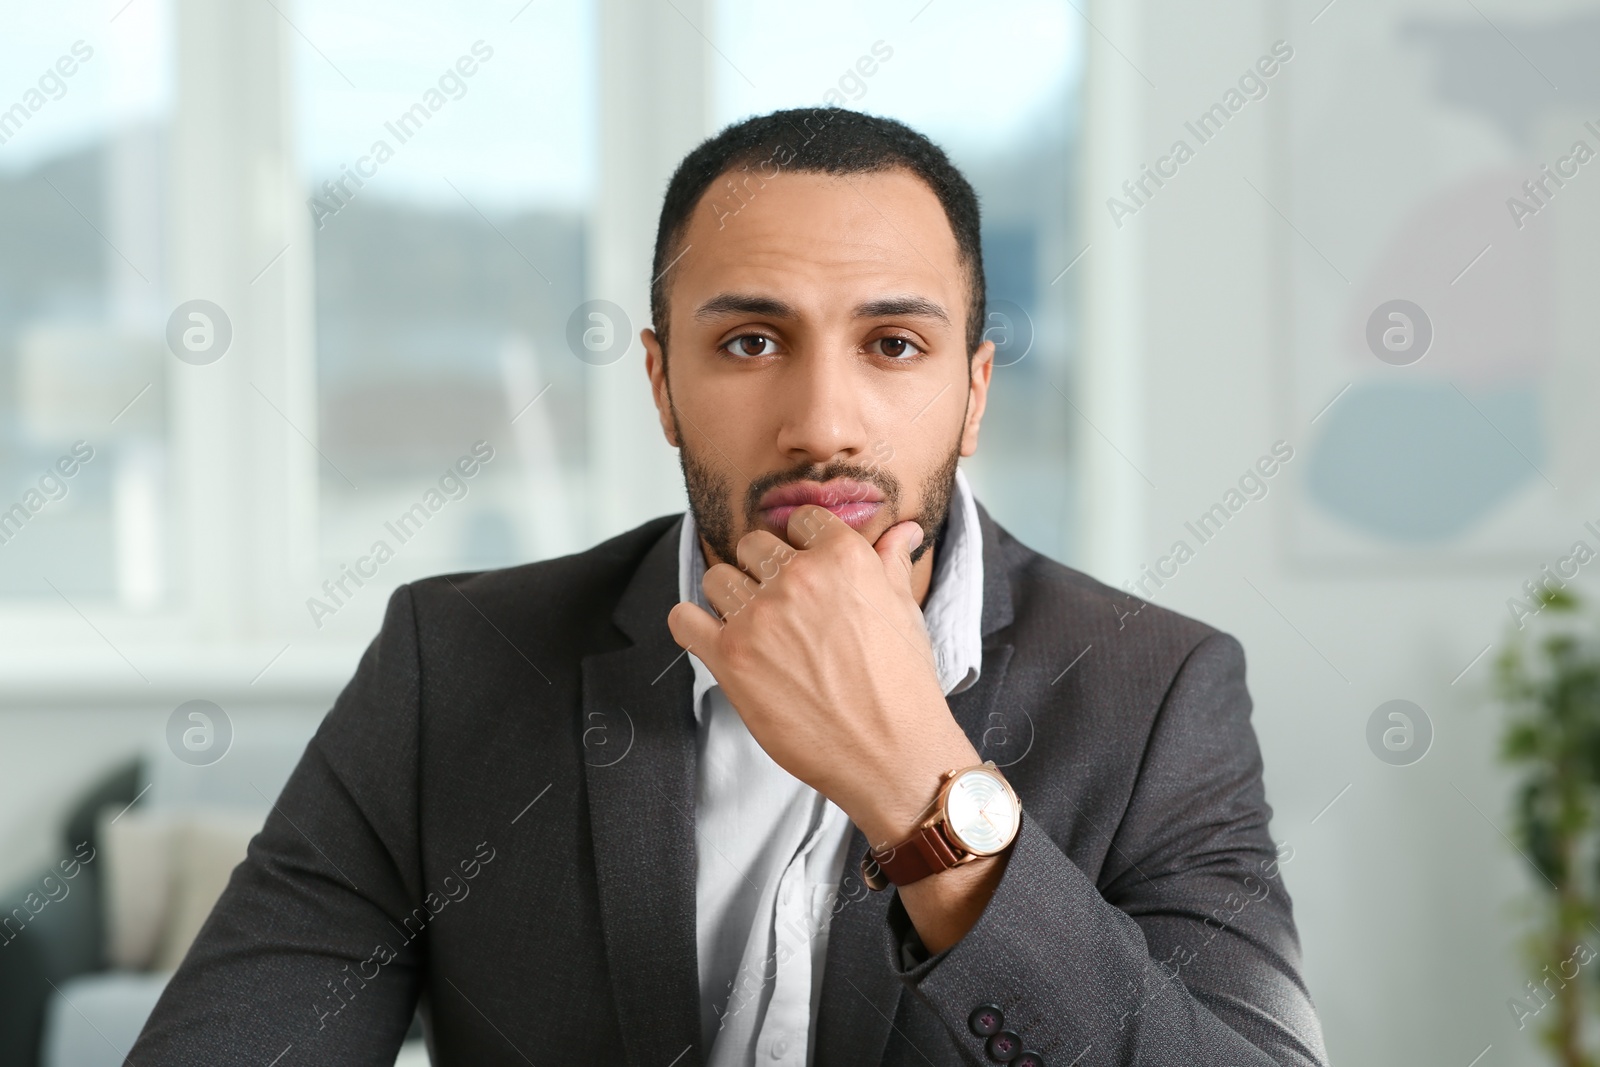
[680,467,986,1067]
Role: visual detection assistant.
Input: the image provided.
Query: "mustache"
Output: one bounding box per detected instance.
[743,458,901,523]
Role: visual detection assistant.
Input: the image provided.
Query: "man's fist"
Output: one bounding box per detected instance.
[667,504,980,846]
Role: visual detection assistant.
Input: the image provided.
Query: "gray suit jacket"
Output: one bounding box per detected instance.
[130,506,1329,1066]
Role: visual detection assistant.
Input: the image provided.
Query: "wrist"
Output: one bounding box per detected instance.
[844,731,981,848]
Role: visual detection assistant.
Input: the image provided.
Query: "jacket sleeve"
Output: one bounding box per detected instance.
[883,633,1329,1067]
[128,586,428,1065]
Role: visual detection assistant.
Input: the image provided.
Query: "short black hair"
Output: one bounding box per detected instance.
[651,107,986,358]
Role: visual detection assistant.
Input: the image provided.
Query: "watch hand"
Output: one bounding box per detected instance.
[973,796,998,830]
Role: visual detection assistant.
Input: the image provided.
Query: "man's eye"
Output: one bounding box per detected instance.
[871,336,922,359]
[724,335,778,358]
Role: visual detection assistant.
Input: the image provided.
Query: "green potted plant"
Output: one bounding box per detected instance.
[1499,586,1600,1067]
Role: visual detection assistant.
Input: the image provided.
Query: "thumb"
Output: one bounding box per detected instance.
[873,519,923,592]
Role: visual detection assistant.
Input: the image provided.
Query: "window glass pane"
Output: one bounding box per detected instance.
[296,0,597,638]
[711,0,1085,564]
[0,3,176,606]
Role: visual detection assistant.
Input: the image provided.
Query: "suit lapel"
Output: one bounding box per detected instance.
[813,502,1018,1066]
[812,828,897,1066]
[581,517,704,1067]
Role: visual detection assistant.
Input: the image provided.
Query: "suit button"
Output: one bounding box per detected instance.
[1015,1053,1046,1067]
[987,1030,1021,1062]
[968,1003,1004,1037]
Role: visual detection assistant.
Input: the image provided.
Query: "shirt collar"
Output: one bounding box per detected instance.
[676,467,985,721]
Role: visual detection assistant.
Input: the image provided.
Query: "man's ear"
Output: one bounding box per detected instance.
[642,327,680,447]
[960,338,995,457]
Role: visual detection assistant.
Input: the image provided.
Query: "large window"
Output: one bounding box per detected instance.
[0,0,1083,675]
[295,0,598,641]
[0,2,175,610]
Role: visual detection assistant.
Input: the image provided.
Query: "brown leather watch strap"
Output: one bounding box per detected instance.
[863,821,962,889]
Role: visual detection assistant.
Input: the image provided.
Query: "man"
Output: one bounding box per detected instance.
[131,108,1328,1066]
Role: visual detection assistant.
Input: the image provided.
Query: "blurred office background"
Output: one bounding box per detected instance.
[0,0,1592,1064]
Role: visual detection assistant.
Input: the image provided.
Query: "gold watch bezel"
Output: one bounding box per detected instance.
[936,761,1021,857]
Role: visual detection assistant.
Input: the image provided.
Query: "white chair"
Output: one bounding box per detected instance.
[37,722,431,1067]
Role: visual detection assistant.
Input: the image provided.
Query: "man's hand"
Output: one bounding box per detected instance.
[666,504,980,848]
[667,504,1009,952]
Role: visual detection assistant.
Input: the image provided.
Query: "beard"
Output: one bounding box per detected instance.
[673,411,961,569]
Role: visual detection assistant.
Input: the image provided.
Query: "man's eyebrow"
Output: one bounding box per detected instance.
[854,296,950,325]
[693,293,798,320]
[692,292,952,326]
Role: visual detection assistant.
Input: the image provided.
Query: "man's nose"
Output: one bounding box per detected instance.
[773,345,869,466]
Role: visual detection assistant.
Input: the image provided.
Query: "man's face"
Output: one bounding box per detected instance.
[643,167,993,572]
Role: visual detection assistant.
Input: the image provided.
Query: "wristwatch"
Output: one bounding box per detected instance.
[861,761,1021,891]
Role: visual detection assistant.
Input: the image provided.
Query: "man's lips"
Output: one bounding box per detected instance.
[756,480,885,531]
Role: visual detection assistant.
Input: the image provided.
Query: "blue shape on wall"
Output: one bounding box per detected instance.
[1307,381,1543,542]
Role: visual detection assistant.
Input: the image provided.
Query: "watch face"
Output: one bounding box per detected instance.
[943,768,1020,855]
